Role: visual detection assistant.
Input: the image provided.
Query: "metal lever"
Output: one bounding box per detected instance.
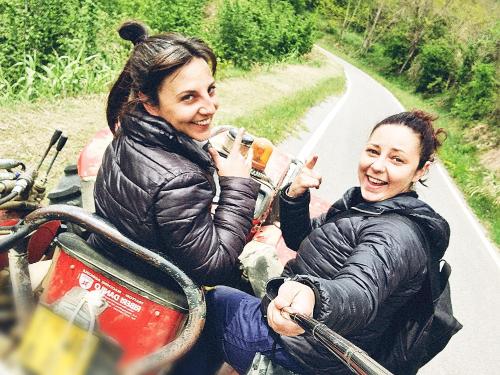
[35,129,62,173]
[40,135,68,187]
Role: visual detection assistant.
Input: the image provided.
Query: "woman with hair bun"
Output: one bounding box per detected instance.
[179,110,452,375]
[89,21,260,287]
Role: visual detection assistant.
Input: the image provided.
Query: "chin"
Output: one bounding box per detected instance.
[360,187,384,202]
[192,133,210,142]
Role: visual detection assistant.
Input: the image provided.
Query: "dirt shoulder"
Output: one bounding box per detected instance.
[0,50,342,193]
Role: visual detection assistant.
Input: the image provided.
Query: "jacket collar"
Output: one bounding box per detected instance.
[120,106,215,171]
[336,186,420,215]
[332,187,450,259]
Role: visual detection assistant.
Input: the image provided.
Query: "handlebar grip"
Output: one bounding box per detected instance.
[55,135,68,152]
[49,129,63,148]
[0,225,32,253]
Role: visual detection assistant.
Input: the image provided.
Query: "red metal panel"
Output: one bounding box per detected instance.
[77,128,113,178]
[42,249,186,365]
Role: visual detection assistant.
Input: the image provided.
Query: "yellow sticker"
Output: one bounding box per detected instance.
[17,305,98,375]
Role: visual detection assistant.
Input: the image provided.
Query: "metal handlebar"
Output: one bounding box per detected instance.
[287,311,393,375]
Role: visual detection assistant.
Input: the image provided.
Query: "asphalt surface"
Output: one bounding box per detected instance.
[278,46,500,374]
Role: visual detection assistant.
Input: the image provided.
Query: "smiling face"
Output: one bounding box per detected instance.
[143,57,218,141]
[358,124,430,202]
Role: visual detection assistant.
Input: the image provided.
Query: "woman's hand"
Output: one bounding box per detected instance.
[267,280,315,336]
[209,128,253,178]
[287,155,322,198]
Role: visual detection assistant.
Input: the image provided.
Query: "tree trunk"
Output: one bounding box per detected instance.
[398,0,431,75]
[362,1,384,53]
[340,0,352,40]
[344,0,362,38]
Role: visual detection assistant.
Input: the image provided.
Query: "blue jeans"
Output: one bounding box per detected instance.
[172,286,306,374]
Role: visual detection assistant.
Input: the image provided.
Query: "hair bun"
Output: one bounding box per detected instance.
[119,21,148,46]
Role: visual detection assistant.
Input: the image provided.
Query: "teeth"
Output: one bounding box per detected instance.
[194,119,210,126]
[368,176,386,185]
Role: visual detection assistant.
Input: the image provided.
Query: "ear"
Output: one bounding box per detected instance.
[139,92,160,116]
[412,161,431,183]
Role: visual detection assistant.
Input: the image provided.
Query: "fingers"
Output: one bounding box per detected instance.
[275,281,315,317]
[208,147,221,167]
[267,300,304,336]
[230,127,245,154]
[245,147,254,168]
[305,155,318,170]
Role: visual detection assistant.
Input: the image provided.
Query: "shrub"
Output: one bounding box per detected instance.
[381,28,412,73]
[286,0,320,14]
[452,63,498,122]
[214,0,314,69]
[140,0,208,35]
[415,39,458,93]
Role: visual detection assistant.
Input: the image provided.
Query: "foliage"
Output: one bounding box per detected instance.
[0,0,319,102]
[0,0,102,84]
[285,0,320,14]
[117,0,209,35]
[214,0,314,69]
[0,50,115,103]
[319,0,499,127]
[414,39,458,94]
[382,27,412,73]
[452,63,498,122]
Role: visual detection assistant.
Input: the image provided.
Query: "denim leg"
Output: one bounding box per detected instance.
[206,286,306,374]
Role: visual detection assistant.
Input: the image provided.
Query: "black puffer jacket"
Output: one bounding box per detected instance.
[278,187,450,374]
[89,108,260,286]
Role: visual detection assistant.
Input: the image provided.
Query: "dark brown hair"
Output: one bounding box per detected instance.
[106,21,217,133]
[371,110,447,170]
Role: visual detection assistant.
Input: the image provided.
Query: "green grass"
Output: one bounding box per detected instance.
[318,36,500,247]
[230,76,345,142]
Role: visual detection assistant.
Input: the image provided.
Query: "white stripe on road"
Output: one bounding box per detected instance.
[297,49,352,161]
[306,45,500,269]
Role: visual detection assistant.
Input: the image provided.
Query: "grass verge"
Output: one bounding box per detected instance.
[229,76,345,142]
[318,36,499,247]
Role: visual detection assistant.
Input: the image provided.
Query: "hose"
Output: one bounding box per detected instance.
[0,191,18,205]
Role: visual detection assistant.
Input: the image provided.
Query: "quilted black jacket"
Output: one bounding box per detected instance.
[278,186,450,374]
[89,107,260,286]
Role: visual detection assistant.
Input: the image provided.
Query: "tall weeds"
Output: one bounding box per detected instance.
[0,50,116,104]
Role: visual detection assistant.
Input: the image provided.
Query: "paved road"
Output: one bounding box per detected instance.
[278,46,500,374]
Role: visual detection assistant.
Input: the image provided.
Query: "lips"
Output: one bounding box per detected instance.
[366,175,388,186]
[192,118,211,126]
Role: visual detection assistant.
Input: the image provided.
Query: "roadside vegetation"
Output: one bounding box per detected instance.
[0,0,314,103]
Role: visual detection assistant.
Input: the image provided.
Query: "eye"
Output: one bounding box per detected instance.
[366,147,379,155]
[208,85,216,95]
[392,156,404,164]
[181,94,194,102]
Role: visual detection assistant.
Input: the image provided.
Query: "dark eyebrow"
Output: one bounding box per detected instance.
[177,90,196,98]
[391,147,407,154]
[368,143,407,154]
[176,81,216,98]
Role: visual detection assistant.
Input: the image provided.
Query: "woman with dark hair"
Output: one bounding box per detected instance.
[89,21,260,286]
[176,110,451,374]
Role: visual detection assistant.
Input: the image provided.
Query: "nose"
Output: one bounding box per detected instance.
[369,157,386,173]
[199,95,218,116]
